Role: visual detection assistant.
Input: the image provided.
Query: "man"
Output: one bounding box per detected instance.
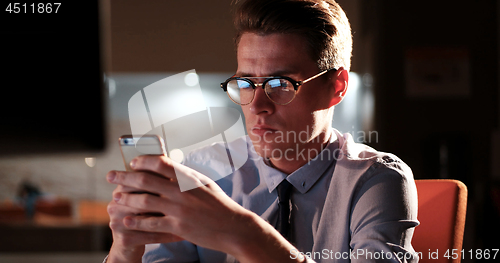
[106,0,419,262]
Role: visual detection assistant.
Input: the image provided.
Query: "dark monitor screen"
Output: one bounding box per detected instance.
[1,1,106,156]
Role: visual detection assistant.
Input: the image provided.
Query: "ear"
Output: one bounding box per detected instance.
[328,67,349,107]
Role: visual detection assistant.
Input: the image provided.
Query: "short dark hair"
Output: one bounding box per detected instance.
[233,0,352,71]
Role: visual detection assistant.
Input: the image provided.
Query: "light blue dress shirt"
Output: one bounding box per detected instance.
[143,130,419,262]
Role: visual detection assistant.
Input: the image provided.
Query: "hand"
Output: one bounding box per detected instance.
[106,170,182,263]
[107,155,253,254]
[108,155,306,263]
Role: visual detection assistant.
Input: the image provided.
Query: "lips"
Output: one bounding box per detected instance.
[251,125,277,136]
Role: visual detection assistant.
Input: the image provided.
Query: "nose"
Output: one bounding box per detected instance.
[248,85,275,115]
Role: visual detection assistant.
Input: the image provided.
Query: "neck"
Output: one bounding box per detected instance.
[269,129,333,174]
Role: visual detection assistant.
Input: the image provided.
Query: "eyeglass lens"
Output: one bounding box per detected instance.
[226,78,296,105]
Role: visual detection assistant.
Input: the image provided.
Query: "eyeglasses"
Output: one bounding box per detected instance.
[220,68,337,105]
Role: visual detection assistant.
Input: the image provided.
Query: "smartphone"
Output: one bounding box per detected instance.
[119,134,167,171]
[118,135,166,216]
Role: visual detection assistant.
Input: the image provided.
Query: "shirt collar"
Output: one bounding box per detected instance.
[256,131,339,194]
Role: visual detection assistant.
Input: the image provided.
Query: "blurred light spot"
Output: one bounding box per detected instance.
[85,157,96,167]
[348,72,360,93]
[184,72,199,87]
[108,77,116,98]
[342,72,360,121]
[362,73,373,88]
[169,149,184,163]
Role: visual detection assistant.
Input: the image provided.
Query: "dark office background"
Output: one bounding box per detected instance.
[365,0,499,259]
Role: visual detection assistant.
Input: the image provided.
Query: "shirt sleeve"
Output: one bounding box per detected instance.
[142,242,199,262]
[349,165,420,263]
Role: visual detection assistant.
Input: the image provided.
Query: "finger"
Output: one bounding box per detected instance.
[108,200,154,217]
[131,155,177,181]
[109,170,178,195]
[129,156,222,194]
[115,192,170,215]
[112,184,144,195]
[123,214,176,234]
[108,201,155,231]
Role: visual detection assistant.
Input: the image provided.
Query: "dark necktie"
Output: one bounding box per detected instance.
[276,179,293,240]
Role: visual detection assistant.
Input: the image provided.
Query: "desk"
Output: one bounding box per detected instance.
[0,200,112,252]
[0,252,109,263]
[0,222,112,252]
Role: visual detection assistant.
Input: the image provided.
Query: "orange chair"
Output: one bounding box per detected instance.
[413,179,468,263]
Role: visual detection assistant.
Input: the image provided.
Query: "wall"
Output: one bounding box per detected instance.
[109,0,236,73]
[371,0,499,258]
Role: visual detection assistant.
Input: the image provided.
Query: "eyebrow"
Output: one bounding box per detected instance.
[235,69,298,78]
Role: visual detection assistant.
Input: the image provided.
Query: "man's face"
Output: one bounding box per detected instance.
[236,32,337,165]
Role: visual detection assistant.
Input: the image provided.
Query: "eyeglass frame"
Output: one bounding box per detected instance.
[220,68,337,106]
